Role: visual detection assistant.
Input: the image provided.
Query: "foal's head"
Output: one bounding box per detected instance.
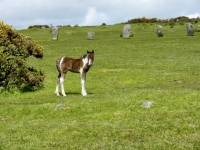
[82,50,94,66]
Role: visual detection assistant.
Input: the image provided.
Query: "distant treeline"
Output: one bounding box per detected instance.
[126,16,200,24]
[27,16,200,29]
[28,25,72,29]
[28,25,50,29]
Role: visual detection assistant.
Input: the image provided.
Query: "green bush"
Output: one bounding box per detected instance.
[0,21,45,91]
[195,28,200,32]
[180,21,184,25]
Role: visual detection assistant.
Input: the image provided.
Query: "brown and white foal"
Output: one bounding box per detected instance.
[55,50,94,96]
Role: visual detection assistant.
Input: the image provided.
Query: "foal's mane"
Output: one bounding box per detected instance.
[81,51,94,59]
[81,54,87,59]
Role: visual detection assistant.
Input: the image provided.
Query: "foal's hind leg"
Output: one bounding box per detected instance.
[55,78,60,96]
[55,71,67,96]
[55,57,67,97]
[55,75,67,96]
[60,74,66,96]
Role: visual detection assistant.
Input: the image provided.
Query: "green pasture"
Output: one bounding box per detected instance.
[0,23,200,149]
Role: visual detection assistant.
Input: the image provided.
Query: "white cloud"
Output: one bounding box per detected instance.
[80,7,109,26]
[0,0,200,29]
[186,13,200,18]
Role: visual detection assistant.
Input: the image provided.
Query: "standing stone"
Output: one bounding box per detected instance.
[187,23,195,36]
[88,32,95,40]
[157,25,163,37]
[122,24,131,38]
[52,26,59,40]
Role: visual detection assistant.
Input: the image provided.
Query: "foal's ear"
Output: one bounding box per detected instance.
[87,50,94,53]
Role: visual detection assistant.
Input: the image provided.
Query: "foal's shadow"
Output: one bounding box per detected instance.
[61,92,93,96]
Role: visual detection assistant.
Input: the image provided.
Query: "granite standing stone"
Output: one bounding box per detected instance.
[52,26,59,40]
[157,25,163,37]
[187,23,194,36]
[88,32,95,40]
[122,24,131,38]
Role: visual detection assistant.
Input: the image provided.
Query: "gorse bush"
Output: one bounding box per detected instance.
[195,28,200,32]
[0,56,45,91]
[0,21,45,91]
[0,22,43,58]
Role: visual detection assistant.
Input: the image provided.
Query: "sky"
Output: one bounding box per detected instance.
[0,0,200,30]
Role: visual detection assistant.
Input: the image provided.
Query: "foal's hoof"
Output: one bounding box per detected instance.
[62,93,66,97]
[55,92,60,96]
[81,92,87,96]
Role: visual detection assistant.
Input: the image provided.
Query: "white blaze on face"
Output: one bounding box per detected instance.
[88,58,93,66]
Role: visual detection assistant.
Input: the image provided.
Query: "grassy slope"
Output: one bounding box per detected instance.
[0,23,200,149]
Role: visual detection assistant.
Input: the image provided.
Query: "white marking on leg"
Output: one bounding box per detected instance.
[80,71,87,96]
[58,57,66,96]
[60,77,66,96]
[60,77,64,83]
[81,79,87,96]
[55,83,60,96]
[61,83,66,97]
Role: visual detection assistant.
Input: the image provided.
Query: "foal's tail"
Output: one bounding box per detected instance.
[56,58,61,79]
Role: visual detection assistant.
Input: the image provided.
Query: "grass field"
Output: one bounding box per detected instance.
[1,23,200,149]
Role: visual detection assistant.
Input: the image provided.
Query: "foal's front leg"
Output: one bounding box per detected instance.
[81,72,87,96]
